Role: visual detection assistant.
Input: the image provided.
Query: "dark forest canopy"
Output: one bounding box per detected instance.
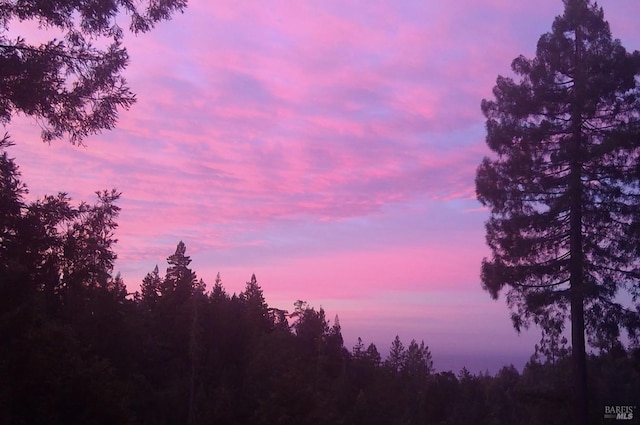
[1,138,639,424]
[0,0,187,143]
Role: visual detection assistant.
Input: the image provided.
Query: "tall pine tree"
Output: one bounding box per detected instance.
[476,1,640,423]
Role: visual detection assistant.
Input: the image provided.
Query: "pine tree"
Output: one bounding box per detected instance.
[365,343,381,367]
[385,335,405,373]
[476,1,640,423]
[0,0,186,143]
[352,337,365,359]
[402,340,433,377]
[210,272,228,303]
[240,273,270,332]
[162,241,198,302]
[140,265,162,308]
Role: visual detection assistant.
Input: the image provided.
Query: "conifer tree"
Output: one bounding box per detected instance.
[162,241,198,301]
[140,265,162,308]
[365,343,381,367]
[385,335,405,373]
[352,337,365,359]
[0,0,187,143]
[210,272,228,303]
[402,340,433,377]
[476,1,640,423]
[240,273,270,332]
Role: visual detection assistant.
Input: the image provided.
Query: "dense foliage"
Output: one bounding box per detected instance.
[1,139,639,424]
[0,0,187,143]
[476,1,640,423]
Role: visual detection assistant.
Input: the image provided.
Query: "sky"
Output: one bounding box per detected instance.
[6,0,640,373]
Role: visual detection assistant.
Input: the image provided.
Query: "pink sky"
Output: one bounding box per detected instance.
[6,0,640,372]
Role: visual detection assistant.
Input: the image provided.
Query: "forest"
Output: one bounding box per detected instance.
[1,138,639,424]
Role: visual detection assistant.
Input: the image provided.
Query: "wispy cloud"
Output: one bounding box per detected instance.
[7,0,640,370]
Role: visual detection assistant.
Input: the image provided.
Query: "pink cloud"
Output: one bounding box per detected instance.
[6,0,639,370]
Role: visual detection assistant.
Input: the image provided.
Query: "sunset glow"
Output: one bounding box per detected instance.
[7,0,640,372]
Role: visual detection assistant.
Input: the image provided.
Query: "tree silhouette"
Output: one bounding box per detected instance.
[240,273,271,334]
[0,0,187,143]
[140,265,162,309]
[0,138,134,423]
[385,335,405,374]
[163,241,199,301]
[476,1,640,423]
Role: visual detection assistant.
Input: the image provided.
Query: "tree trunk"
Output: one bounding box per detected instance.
[569,187,588,425]
[569,29,588,422]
